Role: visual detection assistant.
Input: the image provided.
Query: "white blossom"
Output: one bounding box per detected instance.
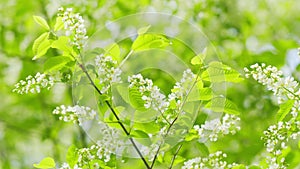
[128,74,169,113]
[182,151,238,169]
[59,121,123,168]
[193,114,241,142]
[12,72,54,94]
[165,69,196,123]
[139,126,170,162]
[95,54,122,93]
[57,7,88,49]
[244,63,299,104]
[245,63,300,169]
[94,121,123,163]
[52,105,96,126]
[59,163,71,169]
[168,69,196,104]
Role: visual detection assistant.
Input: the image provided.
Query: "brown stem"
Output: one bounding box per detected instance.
[78,63,151,169]
[169,144,183,169]
[150,66,204,168]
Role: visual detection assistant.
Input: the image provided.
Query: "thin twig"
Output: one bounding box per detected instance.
[150,66,205,168]
[169,144,183,169]
[78,63,151,169]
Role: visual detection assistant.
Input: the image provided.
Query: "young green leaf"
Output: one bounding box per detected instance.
[195,142,209,156]
[191,47,207,65]
[129,87,147,111]
[54,17,64,31]
[51,36,73,54]
[171,155,186,167]
[276,100,295,122]
[184,129,199,141]
[205,97,240,115]
[137,25,151,35]
[133,121,160,134]
[131,129,149,138]
[199,88,213,101]
[33,15,50,30]
[248,165,262,169]
[32,32,51,60]
[33,157,55,169]
[232,164,247,169]
[187,87,213,101]
[66,145,78,168]
[132,33,171,51]
[116,84,130,104]
[44,56,73,73]
[104,43,121,61]
[201,61,243,83]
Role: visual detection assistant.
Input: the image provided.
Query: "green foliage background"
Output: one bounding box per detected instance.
[0,0,300,168]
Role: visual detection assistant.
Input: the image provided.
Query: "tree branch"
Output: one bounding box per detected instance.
[169,144,183,169]
[78,63,151,169]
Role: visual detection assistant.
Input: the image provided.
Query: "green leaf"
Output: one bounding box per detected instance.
[184,129,198,141]
[195,142,209,156]
[134,122,160,134]
[66,145,78,168]
[44,56,73,73]
[33,15,50,30]
[48,32,58,41]
[129,87,147,111]
[137,25,151,35]
[172,155,186,166]
[51,36,74,54]
[205,97,240,115]
[131,130,149,138]
[191,47,207,65]
[116,84,130,104]
[33,157,55,169]
[248,166,262,169]
[32,32,51,60]
[186,87,213,102]
[132,33,171,51]
[276,100,295,122]
[104,43,120,61]
[232,164,246,169]
[201,61,243,83]
[199,88,213,100]
[54,17,64,31]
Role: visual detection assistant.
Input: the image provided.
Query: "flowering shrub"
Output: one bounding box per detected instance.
[245,64,300,169]
[12,6,300,169]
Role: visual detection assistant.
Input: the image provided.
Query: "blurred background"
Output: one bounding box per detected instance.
[0,0,300,168]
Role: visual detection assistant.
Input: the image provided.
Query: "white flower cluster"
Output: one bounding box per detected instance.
[140,126,170,162]
[59,163,81,169]
[52,105,96,126]
[57,7,88,49]
[12,72,54,94]
[128,74,169,113]
[128,69,196,124]
[95,54,122,93]
[265,156,286,169]
[262,121,300,168]
[245,63,300,168]
[140,141,160,162]
[165,69,196,122]
[94,121,123,163]
[193,114,241,142]
[59,122,122,169]
[182,151,238,169]
[244,63,300,105]
[168,69,196,105]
